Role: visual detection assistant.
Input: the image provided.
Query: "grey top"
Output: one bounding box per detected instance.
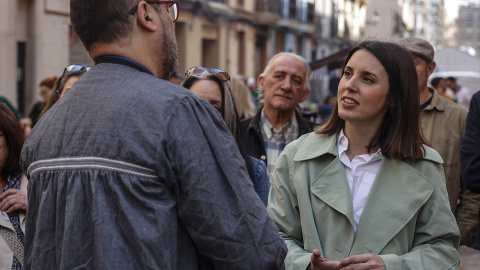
[20,62,286,270]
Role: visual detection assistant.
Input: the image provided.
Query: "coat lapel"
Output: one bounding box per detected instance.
[351,156,434,254]
[294,133,355,229]
[310,159,355,229]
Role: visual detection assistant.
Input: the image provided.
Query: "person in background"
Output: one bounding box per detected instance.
[446,76,473,110]
[231,77,255,120]
[0,95,32,138]
[317,94,336,124]
[0,102,27,270]
[430,76,454,100]
[400,37,480,247]
[38,65,89,120]
[182,67,270,206]
[20,1,286,269]
[268,40,460,270]
[28,76,57,126]
[240,52,315,180]
[246,76,260,110]
[461,91,480,250]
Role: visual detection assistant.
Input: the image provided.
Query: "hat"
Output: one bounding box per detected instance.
[398,37,434,62]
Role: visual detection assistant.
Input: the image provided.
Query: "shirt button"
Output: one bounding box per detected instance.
[260,155,266,161]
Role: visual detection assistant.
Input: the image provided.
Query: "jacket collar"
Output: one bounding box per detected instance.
[293,132,338,162]
[248,108,313,135]
[424,87,445,112]
[293,131,443,164]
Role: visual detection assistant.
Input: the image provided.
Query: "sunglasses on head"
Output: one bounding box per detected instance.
[185,67,230,82]
[62,65,91,76]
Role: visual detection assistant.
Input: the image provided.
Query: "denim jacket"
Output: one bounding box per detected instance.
[21,62,286,270]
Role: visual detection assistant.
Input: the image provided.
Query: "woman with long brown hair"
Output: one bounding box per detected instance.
[267,40,460,269]
[0,102,27,270]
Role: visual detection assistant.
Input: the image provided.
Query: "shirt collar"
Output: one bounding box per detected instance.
[95,55,154,75]
[337,129,383,162]
[260,109,297,140]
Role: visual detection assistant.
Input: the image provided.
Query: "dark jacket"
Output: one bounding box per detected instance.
[20,62,287,269]
[461,91,480,249]
[240,108,316,166]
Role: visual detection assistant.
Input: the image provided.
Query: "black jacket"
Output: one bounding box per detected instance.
[240,108,316,166]
[460,91,480,249]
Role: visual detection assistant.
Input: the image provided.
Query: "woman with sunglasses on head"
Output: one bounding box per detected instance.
[38,65,90,120]
[267,40,460,270]
[0,102,27,270]
[182,67,270,206]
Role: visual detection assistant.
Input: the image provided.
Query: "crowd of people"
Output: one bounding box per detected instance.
[1,1,479,269]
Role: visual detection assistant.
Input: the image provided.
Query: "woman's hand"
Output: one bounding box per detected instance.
[309,249,341,270]
[0,189,28,213]
[339,254,386,270]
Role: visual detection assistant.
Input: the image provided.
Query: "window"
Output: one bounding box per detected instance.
[307,2,314,23]
[467,12,473,21]
[268,0,281,16]
[289,0,297,20]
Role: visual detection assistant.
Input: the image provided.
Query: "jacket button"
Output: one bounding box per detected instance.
[260,155,266,161]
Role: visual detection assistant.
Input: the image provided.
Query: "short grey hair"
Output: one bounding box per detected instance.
[260,52,311,89]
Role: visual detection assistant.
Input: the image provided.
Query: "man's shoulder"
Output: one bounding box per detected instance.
[240,109,261,132]
[472,91,480,104]
[432,94,467,118]
[87,64,193,102]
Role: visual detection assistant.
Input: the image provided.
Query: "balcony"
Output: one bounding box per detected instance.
[255,0,282,26]
[255,0,281,16]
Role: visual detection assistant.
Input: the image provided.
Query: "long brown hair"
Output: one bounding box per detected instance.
[317,40,429,162]
[0,103,24,179]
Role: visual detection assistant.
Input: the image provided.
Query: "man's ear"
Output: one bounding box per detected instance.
[257,76,265,92]
[427,61,436,77]
[136,2,157,32]
[300,87,311,102]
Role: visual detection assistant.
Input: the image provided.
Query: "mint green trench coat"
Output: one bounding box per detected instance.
[267,133,460,270]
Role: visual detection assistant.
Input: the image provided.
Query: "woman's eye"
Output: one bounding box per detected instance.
[364,77,374,83]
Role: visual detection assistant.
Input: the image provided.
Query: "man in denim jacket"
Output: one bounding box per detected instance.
[20,1,286,269]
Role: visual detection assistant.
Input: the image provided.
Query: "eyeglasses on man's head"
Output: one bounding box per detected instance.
[185,67,231,82]
[62,65,91,76]
[129,1,179,23]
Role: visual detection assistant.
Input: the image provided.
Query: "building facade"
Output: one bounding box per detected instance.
[456,3,480,55]
[1,0,455,117]
[0,0,76,116]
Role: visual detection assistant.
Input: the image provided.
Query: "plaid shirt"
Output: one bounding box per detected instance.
[260,110,298,180]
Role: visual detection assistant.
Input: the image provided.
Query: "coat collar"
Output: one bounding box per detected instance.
[292,132,443,254]
[248,108,315,135]
[293,132,443,164]
[424,87,446,112]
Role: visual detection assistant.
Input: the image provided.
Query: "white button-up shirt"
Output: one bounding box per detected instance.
[337,130,382,232]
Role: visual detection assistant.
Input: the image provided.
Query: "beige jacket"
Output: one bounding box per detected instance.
[421,88,480,246]
[0,176,27,270]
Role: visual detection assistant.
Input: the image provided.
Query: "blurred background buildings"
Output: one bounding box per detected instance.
[1,0,479,114]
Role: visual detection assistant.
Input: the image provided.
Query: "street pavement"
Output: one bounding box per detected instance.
[459,245,480,270]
